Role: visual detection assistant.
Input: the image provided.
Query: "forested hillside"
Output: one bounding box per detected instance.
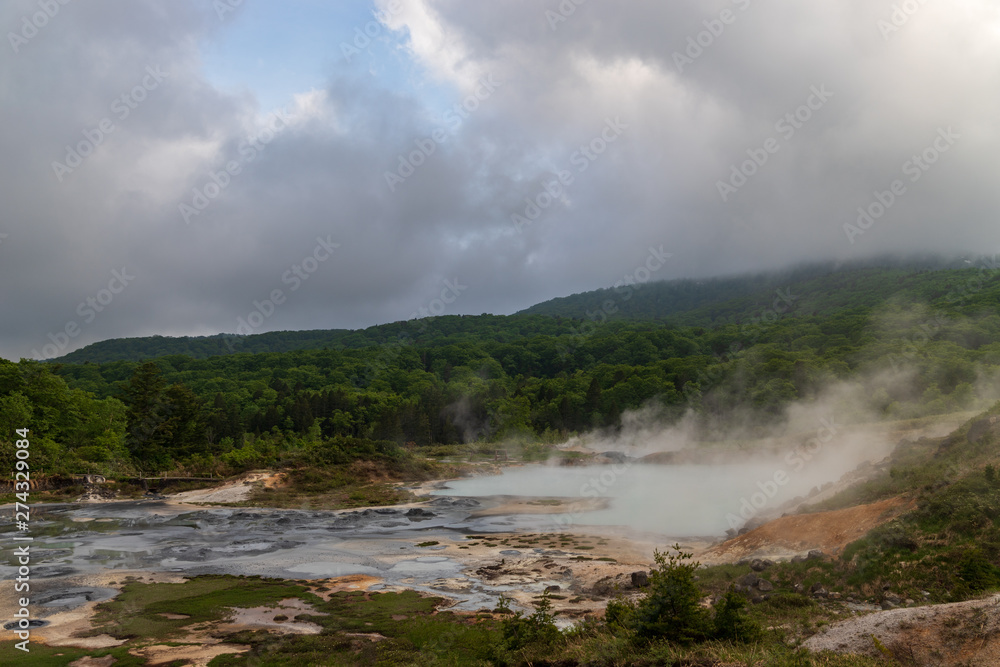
[52,260,998,365]
[3,263,999,476]
[520,260,999,326]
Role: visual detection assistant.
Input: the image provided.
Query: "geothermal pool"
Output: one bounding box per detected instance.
[0,452,875,634]
[0,496,612,621]
[434,459,857,535]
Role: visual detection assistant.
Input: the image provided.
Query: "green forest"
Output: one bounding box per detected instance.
[4,262,1000,476]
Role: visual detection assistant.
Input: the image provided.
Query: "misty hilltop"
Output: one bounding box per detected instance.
[46,258,1000,365]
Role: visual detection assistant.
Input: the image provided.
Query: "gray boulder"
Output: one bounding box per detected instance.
[630,571,649,588]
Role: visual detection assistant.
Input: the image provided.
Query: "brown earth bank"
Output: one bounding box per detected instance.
[803,593,1000,666]
[698,496,915,564]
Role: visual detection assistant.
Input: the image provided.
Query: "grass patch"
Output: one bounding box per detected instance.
[32,570,901,666]
[88,575,314,641]
[213,590,498,666]
[0,643,148,666]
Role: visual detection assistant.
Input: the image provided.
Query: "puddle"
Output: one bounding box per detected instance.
[35,587,118,609]
[3,619,49,630]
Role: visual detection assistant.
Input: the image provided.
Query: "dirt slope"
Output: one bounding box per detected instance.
[804,593,1000,666]
[699,496,913,563]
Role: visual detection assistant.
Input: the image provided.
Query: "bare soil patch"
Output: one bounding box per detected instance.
[168,470,286,504]
[700,496,913,563]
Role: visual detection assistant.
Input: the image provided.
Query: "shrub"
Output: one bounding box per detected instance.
[713,587,763,643]
[633,545,712,644]
[495,593,561,652]
[957,550,1000,593]
[604,594,638,634]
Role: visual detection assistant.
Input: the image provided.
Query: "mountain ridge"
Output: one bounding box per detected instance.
[44,256,999,365]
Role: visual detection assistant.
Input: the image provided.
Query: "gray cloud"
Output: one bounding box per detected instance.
[2,0,999,360]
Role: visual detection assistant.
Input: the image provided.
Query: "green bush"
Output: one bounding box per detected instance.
[604,594,638,634]
[713,587,763,643]
[633,545,712,644]
[494,593,561,652]
[957,549,1000,593]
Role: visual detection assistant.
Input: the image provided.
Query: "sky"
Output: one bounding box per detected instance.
[2,0,999,361]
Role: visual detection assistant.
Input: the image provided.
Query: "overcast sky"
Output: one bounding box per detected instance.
[1,0,999,361]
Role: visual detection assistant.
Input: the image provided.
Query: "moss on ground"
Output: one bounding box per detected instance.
[86,575,314,641]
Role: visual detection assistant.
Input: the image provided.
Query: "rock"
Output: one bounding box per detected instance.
[757,579,774,592]
[793,583,804,594]
[791,555,806,563]
[738,517,766,535]
[809,582,829,597]
[966,418,996,444]
[881,600,897,610]
[591,577,617,596]
[905,599,914,605]
[405,508,435,517]
[739,573,760,588]
[807,550,825,561]
[544,585,561,594]
[750,558,773,572]
[431,497,481,508]
[630,571,649,588]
